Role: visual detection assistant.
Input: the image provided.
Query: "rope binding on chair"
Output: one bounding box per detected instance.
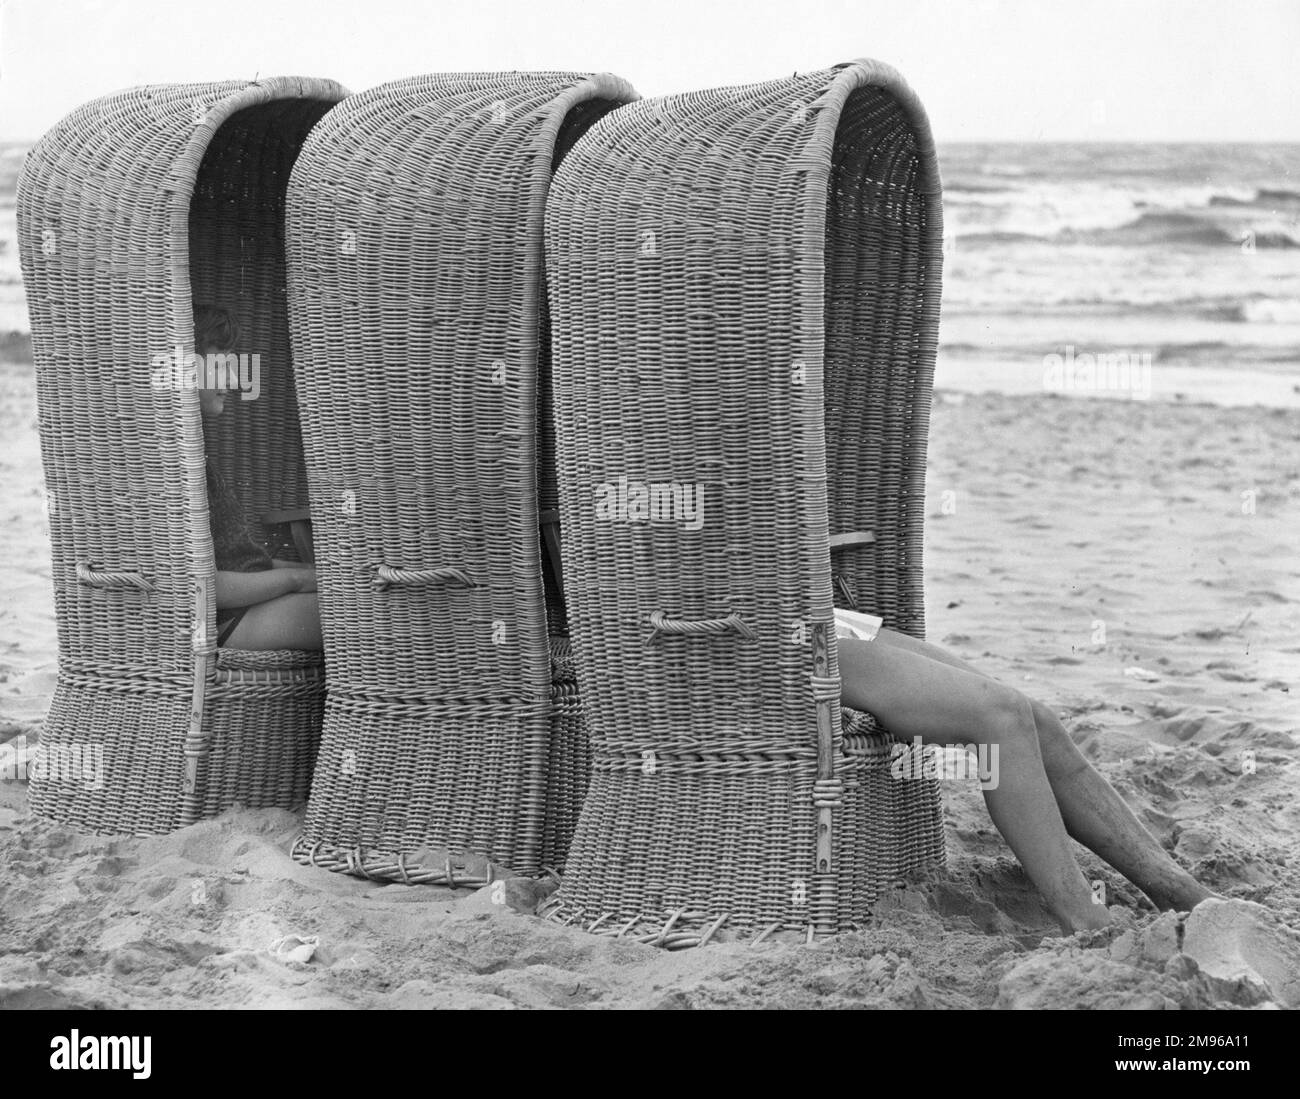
[76,562,156,592]
[645,609,757,644]
[370,563,477,590]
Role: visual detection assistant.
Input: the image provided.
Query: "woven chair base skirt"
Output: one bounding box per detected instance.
[196,658,325,821]
[291,638,590,884]
[31,676,193,836]
[30,649,324,836]
[537,711,945,947]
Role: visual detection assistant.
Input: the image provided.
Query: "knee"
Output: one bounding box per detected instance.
[1030,698,1090,775]
[972,683,1036,742]
[1029,698,1058,729]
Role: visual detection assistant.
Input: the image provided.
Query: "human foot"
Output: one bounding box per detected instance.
[1144,876,1217,913]
[1049,901,1113,936]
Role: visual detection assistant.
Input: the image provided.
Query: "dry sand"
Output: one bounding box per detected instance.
[1,356,1297,1009]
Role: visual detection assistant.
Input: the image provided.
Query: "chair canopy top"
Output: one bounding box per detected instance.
[18,77,348,675]
[542,58,944,750]
[284,71,638,704]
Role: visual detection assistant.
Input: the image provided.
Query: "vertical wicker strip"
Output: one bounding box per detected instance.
[17,78,347,835]
[285,72,637,883]
[540,59,946,945]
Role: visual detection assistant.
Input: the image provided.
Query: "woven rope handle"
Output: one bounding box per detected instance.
[646,610,757,644]
[76,562,156,592]
[371,564,476,590]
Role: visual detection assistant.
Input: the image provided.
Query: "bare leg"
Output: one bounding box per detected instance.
[836,636,1110,934]
[223,593,322,650]
[1028,699,1212,910]
[874,628,1211,911]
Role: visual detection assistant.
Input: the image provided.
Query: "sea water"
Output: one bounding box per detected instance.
[938,142,1300,407]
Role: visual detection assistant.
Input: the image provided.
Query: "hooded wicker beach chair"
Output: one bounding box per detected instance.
[539,59,947,946]
[17,77,348,835]
[284,71,638,884]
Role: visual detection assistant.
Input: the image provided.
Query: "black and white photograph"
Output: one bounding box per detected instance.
[0,0,1296,1056]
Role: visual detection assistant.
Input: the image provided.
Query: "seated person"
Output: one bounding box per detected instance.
[195,304,321,650]
[835,612,1213,934]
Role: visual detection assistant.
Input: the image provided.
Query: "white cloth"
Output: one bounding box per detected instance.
[833,608,883,642]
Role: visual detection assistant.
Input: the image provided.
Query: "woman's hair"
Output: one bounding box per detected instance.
[193,303,241,354]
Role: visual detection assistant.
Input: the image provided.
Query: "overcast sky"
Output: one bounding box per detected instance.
[1,0,1298,143]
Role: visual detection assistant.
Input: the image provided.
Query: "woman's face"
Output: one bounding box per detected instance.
[197,346,231,418]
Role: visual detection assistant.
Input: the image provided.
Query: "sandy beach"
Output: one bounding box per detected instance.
[2,339,1296,1009]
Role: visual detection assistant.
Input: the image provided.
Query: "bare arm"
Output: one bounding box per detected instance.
[215,567,315,609]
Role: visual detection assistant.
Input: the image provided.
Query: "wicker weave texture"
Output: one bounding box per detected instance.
[285,72,637,881]
[17,78,346,834]
[540,59,946,943]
